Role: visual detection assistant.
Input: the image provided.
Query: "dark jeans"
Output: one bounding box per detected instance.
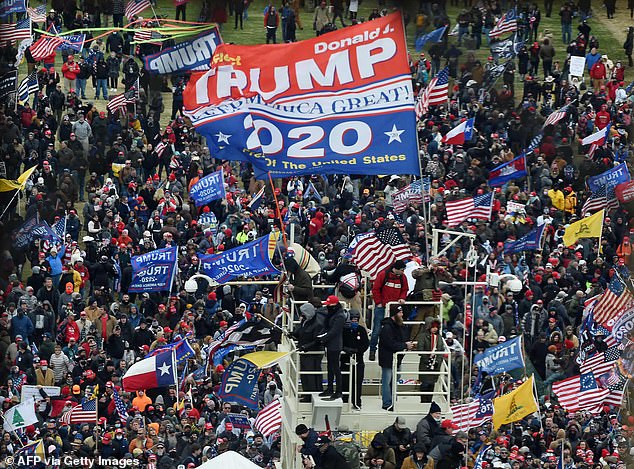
[175,4,186,20]
[113,14,124,27]
[300,353,323,393]
[109,76,118,89]
[326,349,342,394]
[266,26,277,43]
[235,10,244,28]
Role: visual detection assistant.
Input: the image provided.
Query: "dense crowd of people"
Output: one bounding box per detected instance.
[0,0,634,468]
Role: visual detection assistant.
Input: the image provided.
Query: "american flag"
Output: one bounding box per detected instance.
[107,89,137,114]
[133,29,162,44]
[489,9,517,38]
[580,336,618,377]
[445,192,493,227]
[349,227,411,278]
[450,396,493,431]
[29,35,65,61]
[254,398,282,437]
[581,185,619,216]
[392,180,424,213]
[552,371,624,414]
[542,104,569,128]
[60,396,98,424]
[416,67,449,119]
[52,216,66,239]
[27,5,47,22]
[592,274,634,325]
[112,387,129,421]
[125,0,151,19]
[17,70,38,102]
[0,18,31,42]
[154,141,167,157]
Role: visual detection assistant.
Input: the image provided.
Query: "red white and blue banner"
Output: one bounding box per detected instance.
[183,13,419,178]
[129,246,178,293]
[200,234,280,283]
[488,154,526,187]
[190,169,226,206]
[442,117,474,145]
[144,28,222,74]
[122,352,176,391]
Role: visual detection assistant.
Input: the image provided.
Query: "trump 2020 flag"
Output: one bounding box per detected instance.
[122,351,176,391]
[218,358,261,409]
[442,118,474,145]
[504,223,546,254]
[189,169,226,207]
[488,154,527,187]
[474,336,525,376]
[200,233,280,283]
[129,246,178,293]
[183,13,419,179]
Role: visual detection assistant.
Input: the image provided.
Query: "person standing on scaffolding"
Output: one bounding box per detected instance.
[416,318,445,403]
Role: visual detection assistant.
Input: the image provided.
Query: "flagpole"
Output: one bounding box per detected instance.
[0,410,25,448]
[267,172,289,249]
[0,189,22,220]
[172,347,179,407]
[532,375,543,433]
[598,208,605,256]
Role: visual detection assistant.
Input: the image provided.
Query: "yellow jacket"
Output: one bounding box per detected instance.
[564,192,577,214]
[548,189,564,211]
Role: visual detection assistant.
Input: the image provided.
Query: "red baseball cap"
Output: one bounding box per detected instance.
[441,420,458,430]
[323,295,340,306]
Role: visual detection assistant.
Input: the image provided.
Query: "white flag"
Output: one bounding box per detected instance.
[3,398,38,432]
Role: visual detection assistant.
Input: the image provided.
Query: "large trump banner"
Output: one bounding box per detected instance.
[144,28,222,74]
[183,13,419,178]
[129,246,178,292]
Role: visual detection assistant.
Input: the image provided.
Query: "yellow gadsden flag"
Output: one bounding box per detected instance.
[492,375,538,430]
[562,209,604,247]
[0,165,37,192]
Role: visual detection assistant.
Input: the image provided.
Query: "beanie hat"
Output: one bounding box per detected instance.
[429,401,442,414]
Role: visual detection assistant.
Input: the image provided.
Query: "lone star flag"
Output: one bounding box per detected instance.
[562,209,604,247]
[442,117,474,145]
[183,13,419,178]
[445,192,493,227]
[488,154,527,187]
[492,376,537,429]
[122,351,176,391]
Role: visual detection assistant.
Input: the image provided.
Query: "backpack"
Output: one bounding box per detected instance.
[333,439,360,469]
[338,272,360,299]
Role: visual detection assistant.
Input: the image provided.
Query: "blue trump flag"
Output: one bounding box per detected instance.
[198,211,218,234]
[13,212,39,249]
[474,445,492,469]
[129,246,178,293]
[488,154,527,187]
[58,34,86,52]
[190,170,226,207]
[474,336,524,375]
[587,162,630,196]
[0,0,26,17]
[32,221,61,243]
[504,223,546,254]
[415,26,446,51]
[218,358,261,409]
[199,233,280,283]
[146,336,195,364]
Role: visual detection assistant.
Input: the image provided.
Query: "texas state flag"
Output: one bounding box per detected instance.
[122,352,176,392]
[488,154,527,187]
[582,123,610,146]
[442,117,475,145]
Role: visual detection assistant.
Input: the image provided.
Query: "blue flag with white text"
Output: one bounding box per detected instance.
[474,336,524,375]
[218,358,260,409]
[199,233,280,283]
[129,246,178,292]
[504,223,546,254]
[190,170,226,206]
